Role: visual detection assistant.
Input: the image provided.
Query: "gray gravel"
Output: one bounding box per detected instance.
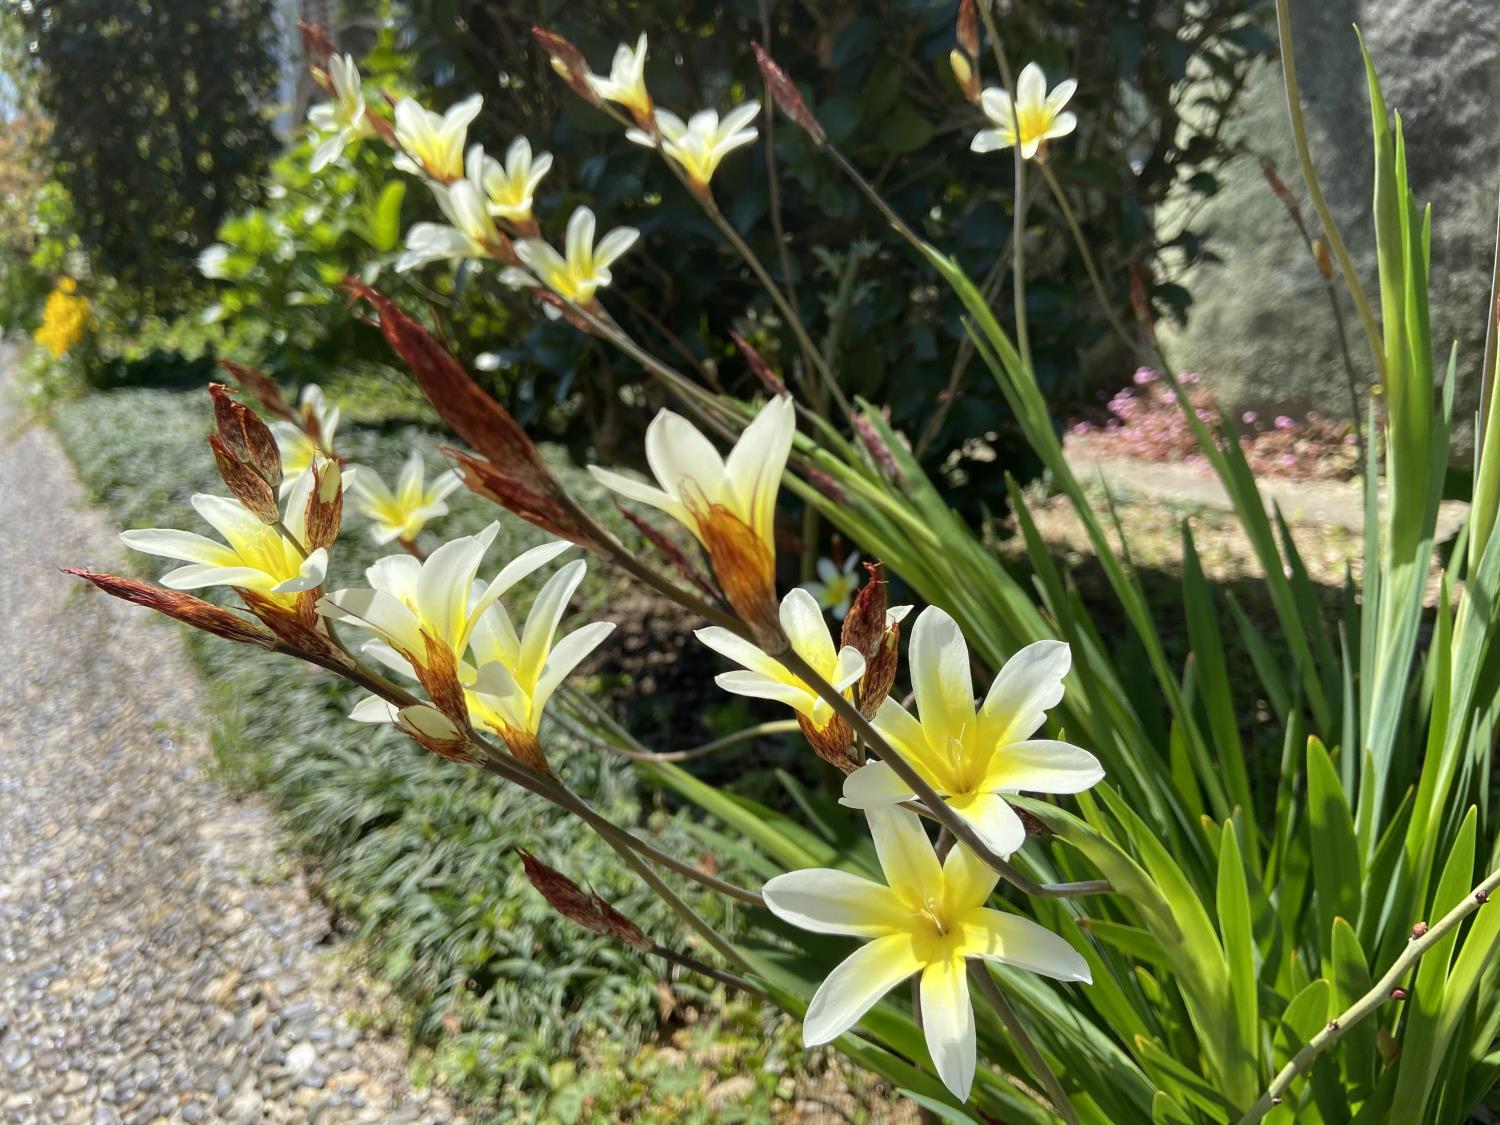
[0,367,461,1122]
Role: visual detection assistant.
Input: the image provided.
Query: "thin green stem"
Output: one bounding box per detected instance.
[703,199,854,419]
[1235,865,1500,1123]
[970,964,1083,1125]
[1272,0,1384,380]
[651,941,764,996]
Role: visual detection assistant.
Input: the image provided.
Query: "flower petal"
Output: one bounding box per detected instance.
[866,805,943,906]
[644,409,725,506]
[947,790,1026,860]
[761,868,910,937]
[780,587,837,674]
[587,465,691,528]
[714,670,816,717]
[120,528,236,567]
[920,956,977,1101]
[694,626,787,679]
[908,606,976,742]
[532,620,616,717]
[802,932,922,1047]
[981,739,1104,795]
[1016,62,1046,108]
[979,639,1070,746]
[958,908,1092,982]
[724,395,794,545]
[516,559,587,684]
[840,760,917,810]
[941,840,1001,917]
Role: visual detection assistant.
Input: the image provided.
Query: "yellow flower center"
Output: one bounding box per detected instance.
[1016,103,1054,146]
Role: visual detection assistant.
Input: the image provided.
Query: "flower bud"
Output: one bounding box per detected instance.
[798,712,859,773]
[303,457,343,552]
[299,20,336,70]
[65,569,278,649]
[532,27,601,106]
[1313,237,1334,281]
[518,851,653,952]
[728,330,787,397]
[950,50,981,104]
[210,382,283,489]
[689,494,781,644]
[751,42,825,145]
[853,412,901,482]
[219,360,297,424]
[346,281,607,551]
[804,466,848,505]
[840,563,888,661]
[209,433,280,524]
[956,0,981,60]
[858,627,901,720]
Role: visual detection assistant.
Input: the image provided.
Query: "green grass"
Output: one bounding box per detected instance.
[50,382,808,1122]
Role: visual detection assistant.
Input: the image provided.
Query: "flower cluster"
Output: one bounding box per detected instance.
[34,276,91,358]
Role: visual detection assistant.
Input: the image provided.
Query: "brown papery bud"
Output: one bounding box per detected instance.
[1312,238,1334,281]
[299,20,336,69]
[751,42,825,144]
[519,851,654,952]
[240,589,335,661]
[532,27,601,106]
[956,0,980,59]
[728,330,787,397]
[1259,158,1302,221]
[840,562,888,662]
[210,382,283,489]
[416,632,470,732]
[798,713,860,773]
[209,434,280,524]
[804,466,848,505]
[65,569,279,649]
[346,281,603,548]
[220,359,297,423]
[303,458,343,551]
[858,623,901,720]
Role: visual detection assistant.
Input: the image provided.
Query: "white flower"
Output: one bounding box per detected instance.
[696,588,865,733]
[502,207,639,307]
[585,33,650,118]
[589,395,794,558]
[309,53,376,172]
[197,243,231,280]
[627,101,760,188]
[396,179,503,272]
[393,93,483,182]
[270,385,339,493]
[971,63,1077,160]
[803,553,861,619]
[121,469,328,607]
[466,137,553,223]
[464,559,616,741]
[841,606,1104,859]
[763,806,1091,1100]
[348,450,463,546]
[318,525,571,674]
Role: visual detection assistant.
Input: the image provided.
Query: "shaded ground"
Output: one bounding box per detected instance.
[0,366,458,1124]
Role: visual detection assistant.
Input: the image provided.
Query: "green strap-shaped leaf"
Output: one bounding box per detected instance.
[1306,736,1362,955]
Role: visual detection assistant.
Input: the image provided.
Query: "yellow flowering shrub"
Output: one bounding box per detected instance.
[33,276,92,358]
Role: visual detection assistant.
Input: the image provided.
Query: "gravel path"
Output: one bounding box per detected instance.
[0,369,460,1122]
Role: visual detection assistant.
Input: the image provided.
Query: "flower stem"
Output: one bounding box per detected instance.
[970,963,1082,1125]
[1272,0,1384,380]
[1235,864,1500,1123]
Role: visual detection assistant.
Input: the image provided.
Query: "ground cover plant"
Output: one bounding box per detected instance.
[62,3,1500,1123]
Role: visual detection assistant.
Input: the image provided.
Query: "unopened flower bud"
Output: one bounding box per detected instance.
[519,851,653,952]
[532,27,601,106]
[956,0,980,59]
[1312,237,1334,281]
[853,412,901,482]
[299,20,336,69]
[804,466,847,504]
[950,50,981,103]
[303,457,343,551]
[840,563,888,661]
[65,569,279,649]
[751,41,825,144]
[728,330,787,397]
[209,434,280,524]
[219,360,297,424]
[210,382,283,490]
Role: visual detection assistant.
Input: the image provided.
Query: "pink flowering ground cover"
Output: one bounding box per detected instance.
[1065,368,1362,481]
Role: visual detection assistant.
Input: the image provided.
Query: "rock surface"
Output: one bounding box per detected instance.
[0,364,460,1123]
[1158,0,1500,443]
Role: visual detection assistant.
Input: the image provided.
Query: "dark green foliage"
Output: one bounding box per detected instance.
[382,0,1273,514]
[50,385,800,1119]
[12,0,279,303]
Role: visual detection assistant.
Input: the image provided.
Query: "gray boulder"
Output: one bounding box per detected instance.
[1157,0,1500,447]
